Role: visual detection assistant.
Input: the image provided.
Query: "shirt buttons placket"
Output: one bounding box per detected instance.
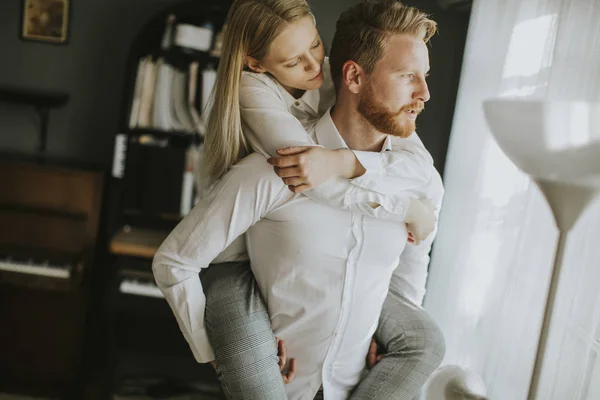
[349,215,362,263]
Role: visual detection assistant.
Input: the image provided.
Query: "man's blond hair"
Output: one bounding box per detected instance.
[329,0,437,93]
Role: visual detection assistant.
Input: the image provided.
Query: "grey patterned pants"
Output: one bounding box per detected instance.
[200,262,445,400]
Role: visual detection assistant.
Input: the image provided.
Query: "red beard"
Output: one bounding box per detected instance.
[358,84,424,138]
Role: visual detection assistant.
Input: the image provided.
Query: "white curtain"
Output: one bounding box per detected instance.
[424,0,600,399]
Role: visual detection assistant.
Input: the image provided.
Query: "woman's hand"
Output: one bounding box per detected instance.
[268,146,364,193]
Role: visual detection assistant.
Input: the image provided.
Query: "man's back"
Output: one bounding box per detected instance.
[231,153,409,399]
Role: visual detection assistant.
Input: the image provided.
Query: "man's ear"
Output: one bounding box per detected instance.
[245,56,266,73]
[341,61,364,94]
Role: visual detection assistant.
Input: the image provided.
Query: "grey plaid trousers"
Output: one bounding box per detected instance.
[200,262,445,400]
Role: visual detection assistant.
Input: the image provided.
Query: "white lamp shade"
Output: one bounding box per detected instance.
[483,100,600,189]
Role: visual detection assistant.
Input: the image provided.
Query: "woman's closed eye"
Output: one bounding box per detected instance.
[285,42,321,68]
[285,58,301,68]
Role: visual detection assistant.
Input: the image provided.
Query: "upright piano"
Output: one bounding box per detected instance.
[0,157,104,398]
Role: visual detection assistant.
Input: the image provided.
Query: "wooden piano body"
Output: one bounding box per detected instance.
[0,158,104,398]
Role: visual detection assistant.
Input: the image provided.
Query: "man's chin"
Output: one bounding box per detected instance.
[388,121,416,138]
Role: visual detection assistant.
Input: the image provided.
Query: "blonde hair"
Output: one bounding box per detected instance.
[330,0,437,93]
[204,0,312,181]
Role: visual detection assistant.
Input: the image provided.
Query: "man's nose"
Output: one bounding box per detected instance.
[415,79,430,102]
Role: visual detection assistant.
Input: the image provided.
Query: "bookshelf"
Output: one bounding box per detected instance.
[90,1,232,399]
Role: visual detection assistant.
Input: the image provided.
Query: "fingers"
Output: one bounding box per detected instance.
[273,166,302,179]
[288,184,311,193]
[282,358,296,384]
[277,337,287,371]
[268,154,304,168]
[405,224,424,245]
[273,166,313,191]
[276,336,296,384]
[276,146,311,156]
[367,338,377,369]
[407,231,415,244]
[282,177,306,187]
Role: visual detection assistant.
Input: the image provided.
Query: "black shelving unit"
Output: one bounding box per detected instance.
[83,1,232,399]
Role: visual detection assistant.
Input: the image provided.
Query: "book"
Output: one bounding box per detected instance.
[137,58,158,128]
[128,57,147,129]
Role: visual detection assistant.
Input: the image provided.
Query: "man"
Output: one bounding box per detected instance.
[153,1,445,399]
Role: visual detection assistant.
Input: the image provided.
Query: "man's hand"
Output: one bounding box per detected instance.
[405,197,436,245]
[276,336,296,384]
[367,338,385,369]
[268,146,362,193]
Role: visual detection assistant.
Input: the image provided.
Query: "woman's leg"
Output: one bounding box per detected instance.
[350,292,446,400]
[200,261,288,400]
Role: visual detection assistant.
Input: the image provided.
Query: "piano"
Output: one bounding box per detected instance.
[0,157,104,398]
[119,277,164,298]
[110,226,169,299]
[0,254,72,279]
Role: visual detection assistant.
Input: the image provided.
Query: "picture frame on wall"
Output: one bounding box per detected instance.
[21,0,70,44]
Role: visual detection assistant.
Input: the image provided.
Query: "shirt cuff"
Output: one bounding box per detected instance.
[351,150,385,174]
[187,328,215,363]
[349,150,390,194]
[344,191,411,221]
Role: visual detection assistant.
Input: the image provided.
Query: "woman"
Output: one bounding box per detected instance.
[158,0,445,399]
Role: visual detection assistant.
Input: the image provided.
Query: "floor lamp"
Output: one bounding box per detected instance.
[483,99,600,400]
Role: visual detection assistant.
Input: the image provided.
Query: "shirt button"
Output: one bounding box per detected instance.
[294,101,301,106]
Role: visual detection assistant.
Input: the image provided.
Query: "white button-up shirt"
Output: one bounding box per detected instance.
[239,59,437,220]
[237,60,444,308]
[153,109,444,400]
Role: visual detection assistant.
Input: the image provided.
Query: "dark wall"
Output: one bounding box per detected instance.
[312,0,361,52]
[0,0,468,172]
[0,0,187,167]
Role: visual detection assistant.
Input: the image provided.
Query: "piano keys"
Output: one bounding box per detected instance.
[0,256,71,279]
[119,278,164,298]
[118,266,163,298]
[0,244,82,290]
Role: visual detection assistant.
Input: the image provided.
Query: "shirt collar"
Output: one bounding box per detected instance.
[315,107,392,152]
[278,80,321,114]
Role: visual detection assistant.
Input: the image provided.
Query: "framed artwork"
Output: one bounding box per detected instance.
[21,0,70,44]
